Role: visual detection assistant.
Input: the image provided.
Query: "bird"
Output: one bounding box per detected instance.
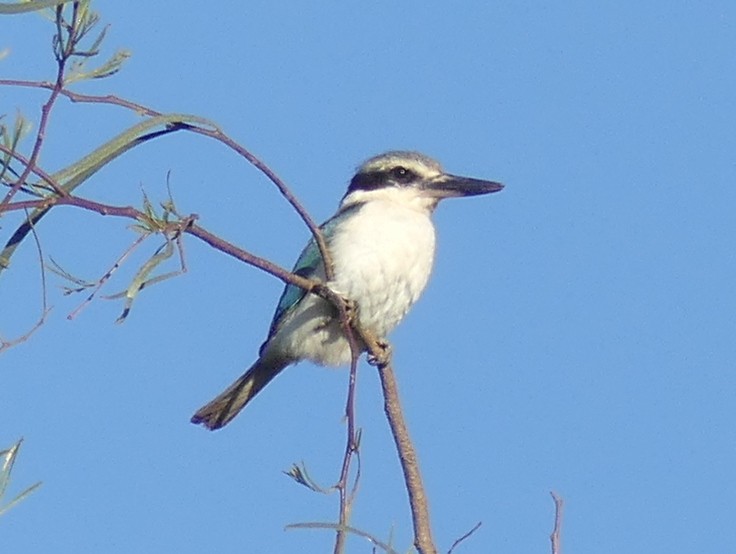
[191,151,503,430]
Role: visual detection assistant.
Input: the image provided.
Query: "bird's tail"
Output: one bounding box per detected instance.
[191,357,289,430]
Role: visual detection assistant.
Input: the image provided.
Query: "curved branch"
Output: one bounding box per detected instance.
[0,80,335,281]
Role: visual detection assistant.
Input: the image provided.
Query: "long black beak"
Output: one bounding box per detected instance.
[422,173,504,199]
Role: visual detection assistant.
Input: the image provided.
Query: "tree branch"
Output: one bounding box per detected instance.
[376,359,437,554]
[0,5,71,206]
[550,492,564,554]
[0,79,335,280]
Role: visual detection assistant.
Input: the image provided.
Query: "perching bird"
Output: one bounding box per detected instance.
[191,151,503,430]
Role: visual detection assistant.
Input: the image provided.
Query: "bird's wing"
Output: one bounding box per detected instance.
[260,204,361,352]
[263,236,324,346]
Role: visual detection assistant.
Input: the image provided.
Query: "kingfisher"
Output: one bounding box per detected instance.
[192,151,503,430]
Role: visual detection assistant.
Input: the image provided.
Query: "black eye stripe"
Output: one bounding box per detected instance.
[346,166,418,193]
[347,171,387,193]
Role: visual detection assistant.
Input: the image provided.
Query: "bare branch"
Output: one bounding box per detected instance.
[376,358,437,554]
[0,143,69,196]
[0,203,51,352]
[0,310,51,352]
[447,521,482,554]
[0,4,74,206]
[332,296,365,554]
[550,491,564,554]
[0,80,335,280]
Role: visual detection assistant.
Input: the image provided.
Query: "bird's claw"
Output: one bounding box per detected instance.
[367,338,392,366]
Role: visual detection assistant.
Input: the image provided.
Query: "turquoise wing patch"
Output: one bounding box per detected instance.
[259,204,361,353]
[262,237,324,346]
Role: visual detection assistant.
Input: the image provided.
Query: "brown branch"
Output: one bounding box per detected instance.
[184,222,317,293]
[375,359,437,554]
[1,195,141,217]
[550,491,564,554]
[0,144,68,197]
[2,194,319,296]
[0,7,71,207]
[198,125,336,282]
[0,79,335,280]
[332,299,363,554]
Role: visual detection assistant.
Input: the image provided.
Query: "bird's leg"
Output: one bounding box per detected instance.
[315,282,358,326]
[337,294,392,366]
[325,287,392,365]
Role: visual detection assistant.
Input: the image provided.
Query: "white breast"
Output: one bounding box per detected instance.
[329,199,436,336]
[264,194,437,368]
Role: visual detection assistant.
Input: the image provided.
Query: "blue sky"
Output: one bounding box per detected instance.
[2,1,735,552]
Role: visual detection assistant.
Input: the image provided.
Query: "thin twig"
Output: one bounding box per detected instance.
[0,207,52,352]
[447,521,482,554]
[27,205,49,322]
[550,491,564,554]
[0,308,51,352]
[286,522,400,554]
[65,233,147,320]
[0,143,68,196]
[333,300,363,554]
[0,7,71,207]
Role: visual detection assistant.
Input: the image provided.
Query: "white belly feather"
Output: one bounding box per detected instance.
[264,199,436,367]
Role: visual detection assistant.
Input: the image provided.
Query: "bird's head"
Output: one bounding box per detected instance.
[341,151,504,212]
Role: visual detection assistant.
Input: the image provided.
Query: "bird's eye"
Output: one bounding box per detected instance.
[391,166,414,182]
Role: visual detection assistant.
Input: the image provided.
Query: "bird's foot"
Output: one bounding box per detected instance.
[341,297,359,323]
[367,338,392,366]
